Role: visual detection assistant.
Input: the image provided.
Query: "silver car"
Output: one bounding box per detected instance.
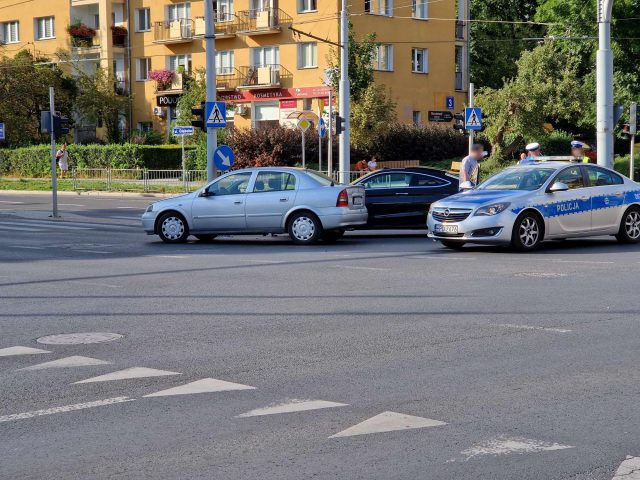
[427,161,640,251]
[142,167,367,244]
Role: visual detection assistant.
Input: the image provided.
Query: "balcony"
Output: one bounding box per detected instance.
[112,25,128,48]
[70,30,101,54]
[153,20,194,44]
[455,21,465,40]
[217,68,241,91]
[114,80,128,96]
[238,64,292,89]
[236,8,291,36]
[193,13,237,39]
[154,73,185,94]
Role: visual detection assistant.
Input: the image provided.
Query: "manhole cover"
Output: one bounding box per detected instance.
[36,332,123,345]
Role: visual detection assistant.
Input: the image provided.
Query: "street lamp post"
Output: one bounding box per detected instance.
[338,0,350,184]
[596,0,614,168]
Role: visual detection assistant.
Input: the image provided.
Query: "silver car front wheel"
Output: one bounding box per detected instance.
[616,207,640,244]
[288,211,322,245]
[158,212,189,243]
[511,212,542,252]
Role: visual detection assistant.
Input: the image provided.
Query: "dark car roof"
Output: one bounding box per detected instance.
[355,166,455,180]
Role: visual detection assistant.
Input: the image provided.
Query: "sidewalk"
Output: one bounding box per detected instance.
[0,189,173,199]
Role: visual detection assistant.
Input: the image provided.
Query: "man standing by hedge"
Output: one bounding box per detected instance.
[56,143,69,179]
[459,144,484,189]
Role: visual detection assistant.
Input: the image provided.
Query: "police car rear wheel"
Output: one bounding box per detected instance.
[441,240,465,250]
[616,207,640,244]
[512,213,542,252]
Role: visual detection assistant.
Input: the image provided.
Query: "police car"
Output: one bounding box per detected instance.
[427,158,640,251]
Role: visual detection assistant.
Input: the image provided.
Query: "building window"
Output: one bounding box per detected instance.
[213,0,234,21]
[0,21,19,44]
[412,0,427,19]
[302,98,312,111]
[167,3,191,22]
[137,57,151,81]
[168,54,192,72]
[35,16,55,40]
[374,44,393,71]
[364,0,371,13]
[135,8,150,32]
[93,14,100,29]
[251,46,279,67]
[138,122,153,132]
[298,0,316,12]
[411,48,428,73]
[412,111,422,124]
[216,50,234,75]
[297,42,317,69]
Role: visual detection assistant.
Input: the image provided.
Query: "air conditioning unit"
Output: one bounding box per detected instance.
[236,104,248,116]
[153,106,165,117]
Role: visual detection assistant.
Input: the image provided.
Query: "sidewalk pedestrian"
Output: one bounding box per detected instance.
[56,143,69,179]
[367,156,378,172]
[459,144,484,189]
[355,159,368,172]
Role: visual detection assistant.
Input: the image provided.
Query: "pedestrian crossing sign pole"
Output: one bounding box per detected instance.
[464,107,482,131]
[205,101,227,129]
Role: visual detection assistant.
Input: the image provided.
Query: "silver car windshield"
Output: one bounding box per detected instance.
[478,168,555,191]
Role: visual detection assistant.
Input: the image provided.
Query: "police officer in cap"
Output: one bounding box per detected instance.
[519,143,542,165]
[571,141,592,163]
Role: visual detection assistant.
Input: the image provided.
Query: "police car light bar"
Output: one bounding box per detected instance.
[533,156,581,162]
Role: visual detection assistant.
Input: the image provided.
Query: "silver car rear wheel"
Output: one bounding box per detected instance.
[158,212,189,243]
[511,212,543,252]
[288,212,322,244]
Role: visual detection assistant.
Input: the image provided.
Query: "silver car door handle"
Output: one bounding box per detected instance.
[234,201,242,205]
[580,196,589,200]
[615,191,623,195]
[395,192,409,196]
[280,198,288,202]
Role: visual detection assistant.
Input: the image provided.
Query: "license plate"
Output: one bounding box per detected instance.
[434,224,458,234]
[353,196,363,206]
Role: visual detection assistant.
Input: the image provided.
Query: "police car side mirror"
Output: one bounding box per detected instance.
[549,181,569,193]
[459,181,474,191]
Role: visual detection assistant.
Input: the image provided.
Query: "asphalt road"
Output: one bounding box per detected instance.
[1,192,640,480]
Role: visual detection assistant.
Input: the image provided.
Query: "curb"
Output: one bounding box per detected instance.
[0,189,173,199]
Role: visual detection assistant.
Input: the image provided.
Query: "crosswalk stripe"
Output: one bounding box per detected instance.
[612,456,640,479]
[237,399,347,418]
[0,225,46,232]
[21,356,111,370]
[329,411,447,438]
[0,221,92,231]
[460,436,574,460]
[74,367,181,384]
[144,378,255,397]
[0,397,134,423]
[0,346,51,357]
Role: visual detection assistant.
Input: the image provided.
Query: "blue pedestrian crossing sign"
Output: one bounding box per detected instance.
[0,122,4,141]
[319,118,327,138]
[205,101,227,128]
[214,144,235,171]
[445,96,455,110]
[465,107,482,131]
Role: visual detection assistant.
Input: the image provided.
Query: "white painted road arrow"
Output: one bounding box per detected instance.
[329,411,447,438]
[461,436,574,460]
[613,456,640,479]
[0,346,51,357]
[237,399,347,418]
[144,378,255,397]
[74,367,181,384]
[21,356,111,370]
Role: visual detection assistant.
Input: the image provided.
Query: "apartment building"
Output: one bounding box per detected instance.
[0,0,469,138]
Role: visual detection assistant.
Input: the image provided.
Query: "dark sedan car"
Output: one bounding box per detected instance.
[352,167,459,228]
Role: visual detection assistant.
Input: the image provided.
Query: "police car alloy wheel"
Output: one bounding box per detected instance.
[288,211,322,244]
[511,212,542,252]
[158,212,189,243]
[616,207,640,244]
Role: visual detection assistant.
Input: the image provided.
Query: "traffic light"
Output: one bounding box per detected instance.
[334,115,344,135]
[191,102,206,131]
[52,113,70,140]
[453,112,465,131]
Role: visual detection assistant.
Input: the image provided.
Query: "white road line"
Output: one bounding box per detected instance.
[0,225,45,233]
[493,323,572,333]
[75,250,112,254]
[331,265,391,272]
[329,411,447,438]
[70,281,120,288]
[461,436,574,460]
[74,367,181,384]
[21,356,111,371]
[409,255,477,261]
[109,216,140,220]
[155,255,190,259]
[58,203,85,207]
[116,206,143,209]
[0,221,92,231]
[144,378,255,397]
[11,245,45,250]
[0,200,24,204]
[612,456,640,480]
[557,260,614,265]
[0,346,51,357]
[237,399,347,418]
[0,397,134,423]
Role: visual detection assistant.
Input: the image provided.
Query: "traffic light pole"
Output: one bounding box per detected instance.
[338,0,350,184]
[468,83,474,155]
[631,103,637,180]
[596,0,614,169]
[205,0,217,182]
[49,87,58,218]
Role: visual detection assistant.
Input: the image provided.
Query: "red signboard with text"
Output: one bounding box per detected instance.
[219,86,332,103]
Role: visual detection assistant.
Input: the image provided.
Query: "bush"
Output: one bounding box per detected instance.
[537,130,574,156]
[0,144,192,177]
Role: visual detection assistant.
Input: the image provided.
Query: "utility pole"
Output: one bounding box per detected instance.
[338,0,350,184]
[49,87,58,218]
[318,104,322,172]
[630,103,637,180]
[328,89,333,176]
[596,0,614,169]
[468,83,474,155]
[204,0,218,182]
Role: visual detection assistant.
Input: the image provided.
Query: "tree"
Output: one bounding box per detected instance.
[0,51,75,146]
[74,67,130,144]
[328,22,378,101]
[475,42,588,161]
[350,84,396,151]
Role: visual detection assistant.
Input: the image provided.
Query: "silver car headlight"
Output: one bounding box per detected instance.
[474,202,510,216]
[145,204,154,213]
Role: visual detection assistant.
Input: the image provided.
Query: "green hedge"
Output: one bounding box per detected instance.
[0,144,194,177]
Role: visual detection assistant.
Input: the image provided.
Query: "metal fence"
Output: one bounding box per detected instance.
[71,168,209,193]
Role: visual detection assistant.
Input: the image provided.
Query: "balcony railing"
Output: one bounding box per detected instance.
[114,80,128,96]
[216,68,241,91]
[193,13,237,38]
[153,19,194,44]
[70,30,101,51]
[155,73,184,93]
[455,21,465,40]
[455,71,464,91]
[236,8,291,35]
[238,64,292,89]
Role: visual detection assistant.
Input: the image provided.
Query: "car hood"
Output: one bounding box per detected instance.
[434,189,531,208]
[154,191,198,208]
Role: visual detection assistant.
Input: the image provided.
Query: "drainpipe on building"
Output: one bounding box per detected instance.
[126,0,133,138]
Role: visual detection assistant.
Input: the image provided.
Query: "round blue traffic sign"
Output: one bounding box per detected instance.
[213,145,235,171]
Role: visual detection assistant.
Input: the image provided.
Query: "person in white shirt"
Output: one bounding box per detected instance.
[367,156,378,172]
[459,144,484,189]
[56,143,69,178]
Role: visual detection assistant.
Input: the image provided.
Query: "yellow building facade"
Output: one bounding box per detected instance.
[0,0,469,138]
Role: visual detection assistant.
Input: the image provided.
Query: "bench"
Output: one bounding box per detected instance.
[449,161,461,173]
[377,160,420,169]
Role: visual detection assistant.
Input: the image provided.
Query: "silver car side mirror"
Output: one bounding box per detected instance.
[549,181,569,193]
[459,181,474,191]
